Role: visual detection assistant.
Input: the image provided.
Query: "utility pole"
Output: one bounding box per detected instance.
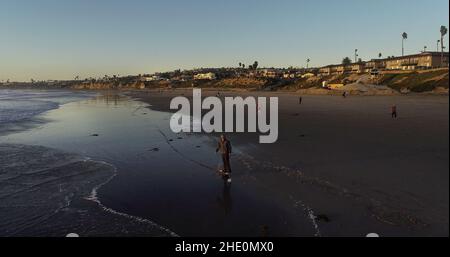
[441,26,448,67]
[437,40,440,52]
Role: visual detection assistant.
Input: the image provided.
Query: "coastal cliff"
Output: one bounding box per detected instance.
[1,69,448,95]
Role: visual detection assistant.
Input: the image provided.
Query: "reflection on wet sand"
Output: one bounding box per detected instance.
[217,178,232,215]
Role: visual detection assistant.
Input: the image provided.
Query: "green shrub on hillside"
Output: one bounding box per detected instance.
[381,69,449,92]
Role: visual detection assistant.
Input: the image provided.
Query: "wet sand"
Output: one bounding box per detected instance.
[1,89,447,237]
[1,92,318,236]
[128,89,449,236]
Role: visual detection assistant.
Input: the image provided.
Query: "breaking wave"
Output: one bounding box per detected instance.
[0,89,94,135]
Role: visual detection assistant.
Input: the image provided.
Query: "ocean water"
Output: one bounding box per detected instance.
[0,90,177,236]
[0,90,94,135]
[0,89,92,121]
[0,90,316,237]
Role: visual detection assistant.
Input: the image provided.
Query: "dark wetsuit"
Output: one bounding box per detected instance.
[216,139,232,173]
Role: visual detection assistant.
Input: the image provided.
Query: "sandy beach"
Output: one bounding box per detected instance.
[0,89,448,237]
[128,89,449,236]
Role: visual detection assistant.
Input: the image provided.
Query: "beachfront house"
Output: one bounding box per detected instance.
[194,72,216,80]
[141,75,166,81]
[282,72,296,79]
[301,72,315,79]
[262,69,282,78]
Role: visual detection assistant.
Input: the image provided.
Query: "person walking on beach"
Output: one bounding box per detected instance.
[216,134,232,175]
[299,96,303,104]
[391,104,397,118]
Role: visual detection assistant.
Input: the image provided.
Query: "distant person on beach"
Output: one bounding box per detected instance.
[342,91,347,98]
[299,96,302,104]
[216,92,221,97]
[391,105,397,118]
[216,134,232,175]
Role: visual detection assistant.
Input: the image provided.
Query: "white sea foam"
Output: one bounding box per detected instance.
[292,197,321,237]
[84,160,179,237]
[0,144,178,237]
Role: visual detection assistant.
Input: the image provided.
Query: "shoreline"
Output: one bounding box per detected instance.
[2,86,448,96]
[0,92,178,237]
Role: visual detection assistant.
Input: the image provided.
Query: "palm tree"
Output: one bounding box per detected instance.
[378,53,382,59]
[252,61,259,70]
[437,40,441,52]
[440,26,448,66]
[402,32,408,56]
[306,58,310,69]
[239,62,242,68]
[423,46,427,52]
[354,49,358,63]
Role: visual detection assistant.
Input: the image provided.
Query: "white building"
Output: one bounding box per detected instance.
[262,69,281,78]
[141,75,164,82]
[194,72,216,80]
[301,73,315,78]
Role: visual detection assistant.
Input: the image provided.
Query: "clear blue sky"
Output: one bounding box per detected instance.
[1,0,448,81]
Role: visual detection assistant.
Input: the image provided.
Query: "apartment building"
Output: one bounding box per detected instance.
[319,51,448,75]
[385,52,449,70]
[365,59,386,72]
[319,63,363,75]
